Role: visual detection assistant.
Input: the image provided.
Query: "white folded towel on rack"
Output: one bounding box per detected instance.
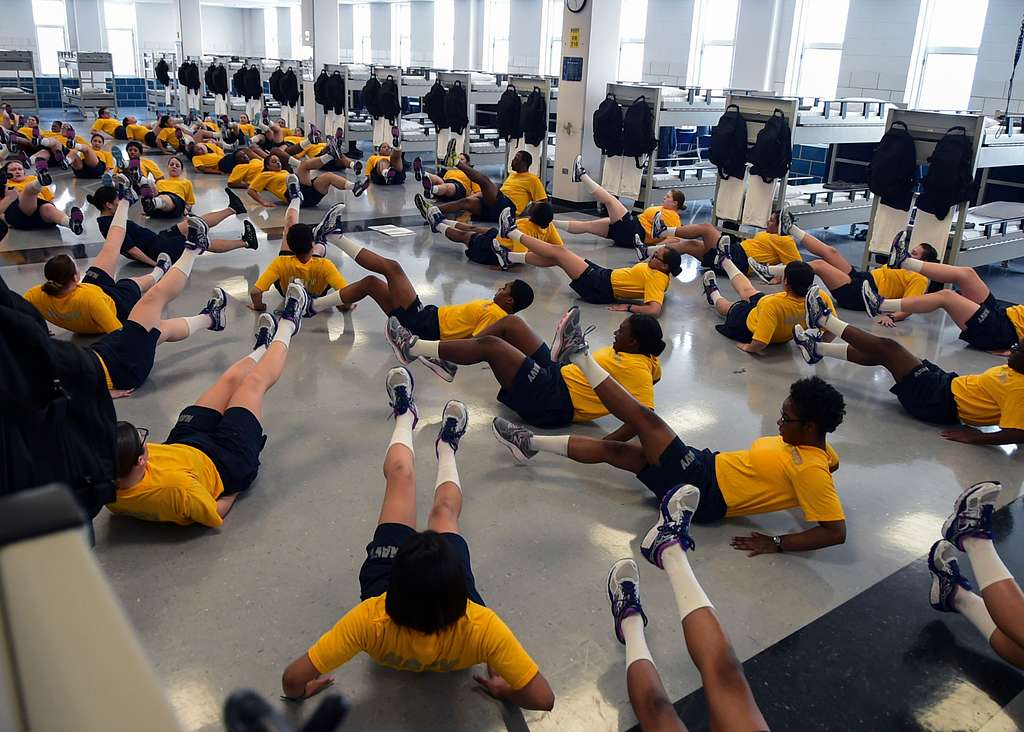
[868,203,911,255]
[372,117,393,147]
[909,207,954,260]
[741,174,775,228]
[436,128,450,159]
[715,175,745,222]
[600,156,624,196]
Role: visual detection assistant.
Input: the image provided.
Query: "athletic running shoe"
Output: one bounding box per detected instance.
[607,558,648,644]
[888,231,910,269]
[391,125,401,146]
[280,282,308,335]
[792,324,823,365]
[640,484,699,568]
[632,235,648,263]
[225,187,247,215]
[412,156,422,181]
[184,215,211,253]
[126,157,142,184]
[420,354,458,382]
[140,197,156,215]
[307,124,321,144]
[286,173,303,202]
[571,154,586,183]
[386,366,418,427]
[312,202,347,245]
[651,211,667,241]
[804,284,830,330]
[352,176,370,197]
[551,305,593,365]
[713,234,732,270]
[101,171,113,187]
[700,270,719,307]
[413,192,433,220]
[778,204,795,236]
[175,129,186,149]
[498,206,517,239]
[928,539,972,612]
[242,219,259,250]
[352,160,363,176]
[444,138,459,167]
[942,481,1001,551]
[53,147,68,170]
[261,109,271,127]
[426,206,445,234]
[111,145,127,169]
[138,178,156,200]
[491,237,512,271]
[861,280,884,317]
[254,312,277,350]
[749,258,774,284]
[33,158,51,187]
[421,174,433,199]
[386,316,418,365]
[68,206,84,235]
[62,124,76,142]
[436,399,469,457]
[113,174,137,204]
[200,287,228,331]
[324,135,341,162]
[491,417,537,463]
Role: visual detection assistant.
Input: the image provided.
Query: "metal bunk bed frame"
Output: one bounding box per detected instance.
[0,50,39,113]
[58,51,116,117]
[142,50,177,115]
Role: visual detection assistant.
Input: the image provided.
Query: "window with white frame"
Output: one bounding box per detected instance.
[32,0,68,76]
[353,3,372,65]
[539,0,562,76]
[690,0,738,90]
[104,0,138,76]
[482,0,510,73]
[264,7,279,60]
[617,0,648,82]
[911,0,988,110]
[291,6,302,59]
[433,0,454,69]
[391,3,411,67]
[790,0,850,100]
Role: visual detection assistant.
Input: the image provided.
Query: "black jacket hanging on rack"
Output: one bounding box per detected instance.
[520,87,547,146]
[362,75,382,118]
[204,64,216,93]
[314,69,330,110]
[231,66,247,97]
[281,69,300,107]
[496,85,522,141]
[445,81,468,135]
[328,71,346,115]
[243,65,262,101]
[269,68,284,102]
[211,64,228,96]
[178,60,200,93]
[155,58,171,86]
[867,120,917,211]
[423,79,448,132]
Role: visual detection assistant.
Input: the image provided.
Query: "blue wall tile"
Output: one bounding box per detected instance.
[801,145,827,162]
[791,159,811,175]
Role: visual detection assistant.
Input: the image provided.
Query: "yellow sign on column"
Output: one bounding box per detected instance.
[569,28,580,49]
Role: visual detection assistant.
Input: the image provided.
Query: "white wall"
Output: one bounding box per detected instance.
[369,2,391,64]
[0,0,37,58]
[338,4,353,63]
[508,0,542,74]
[836,0,922,102]
[243,7,266,57]
[199,6,247,55]
[409,1,433,66]
[641,0,694,86]
[452,0,474,68]
[971,0,1024,114]
[135,2,180,54]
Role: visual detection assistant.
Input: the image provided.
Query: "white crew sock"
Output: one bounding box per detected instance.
[660,543,713,621]
[318,154,334,165]
[150,263,166,283]
[902,258,925,273]
[273,317,296,348]
[552,219,571,231]
[431,185,443,196]
[819,312,848,338]
[721,258,742,281]
[953,588,997,641]
[287,197,301,215]
[570,349,610,387]
[111,200,129,229]
[963,536,1014,590]
[300,139,313,150]
[622,614,654,668]
[437,222,452,235]
[579,173,600,194]
[508,229,524,243]
[182,313,212,335]
[879,299,900,313]
[528,434,569,456]
[153,196,173,211]
[767,263,786,276]
[435,441,461,493]
[246,345,267,363]
[388,409,415,452]
[710,289,725,306]
[508,251,528,264]
[312,290,343,313]
[789,224,806,242]
[173,249,197,276]
[410,339,440,359]
[327,233,364,260]
[817,341,849,360]
[288,156,302,170]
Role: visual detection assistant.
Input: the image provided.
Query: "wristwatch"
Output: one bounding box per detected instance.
[771,535,783,552]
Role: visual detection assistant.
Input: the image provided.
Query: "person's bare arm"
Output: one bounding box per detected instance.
[473,668,555,712]
[608,301,663,316]
[940,427,1024,445]
[603,423,638,442]
[248,188,276,207]
[281,654,335,700]
[737,339,768,354]
[249,285,267,311]
[125,246,157,267]
[731,519,846,556]
[216,494,238,518]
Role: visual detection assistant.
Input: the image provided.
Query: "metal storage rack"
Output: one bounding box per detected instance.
[0,50,39,113]
[58,51,116,117]
[143,51,177,114]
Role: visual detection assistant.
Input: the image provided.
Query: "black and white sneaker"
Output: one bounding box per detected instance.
[701,270,719,306]
[888,231,910,270]
[420,355,458,382]
[421,174,433,199]
[792,324,823,364]
[113,174,137,204]
[640,484,699,568]
[33,159,52,187]
[928,540,971,612]
[254,312,277,349]
[185,215,211,253]
[280,282,309,335]
[68,206,84,235]
[426,206,445,234]
[804,284,830,330]
[225,186,247,215]
[778,204,795,236]
[242,219,259,250]
[550,305,593,365]
[436,399,468,457]
[311,202,347,245]
[633,235,648,263]
[713,234,732,270]
[861,280,884,318]
[942,481,1001,551]
[491,417,537,463]
[111,145,127,169]
[352,176,370,197]
[607,558,648,645]
[571,154,586,183]
[650,211,667,240]
[414,192,432,220]
[286,173,303,202]
[386,366,419,427]
[749,258,774,284]
[154,252,172,277]
[200,287,228,331]
[491,237,512,271]
[412,156,423,181]
[498,206,517,239]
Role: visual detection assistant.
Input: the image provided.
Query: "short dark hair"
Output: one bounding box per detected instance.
[86,186,117,211]
[125,141,143,154]
[670,190,686,209]
[42,254,76,295]
[529,201,554,228]
[627,314,666,356]
[90,133,104,144]
[789,377,845,434]
[115,421,145,478]
[662,248,683,276]
[159,115,170,128]
[385,531,469,633]
[98,106,108,117]
[517,150,533,168]
[286,223,314,255]
[509,279,534,312]
[121,116,132,128]
[462,152,472,163]
[919,243,939,263]
[783,261,814,297]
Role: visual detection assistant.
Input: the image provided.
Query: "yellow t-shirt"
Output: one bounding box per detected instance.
[301,142,327,158]
[283,135,303,145]
[745,291,836,345]
[496,218,563,252]
[610,262,671,305]
[203,121,221,133]
[23,282,121,334]
[366,154,388,174]
[91,149,115,169]
[1006,306,1024,340]
[869,267,928,299]
[156,127,181,150]
[561,346,661,422]
[125,123,150,142]
[500,172,546,214]
[741,232,802,266]
[229,159,265,186]
[444,168,481,195]
[715,436,844,521]
[307,593,539,689]
[951,365,1024,430]
[437,299,509,339]
[94,352,114,390]
[254,256,347,297]
[91,118,122,135]
[191,144,225,170]
[6,175,54,201]
[238,123,256,138]
[40,131,85,147]
[156,177,195,206]
[637,206,680,244]
[105,443,225,527]
[249,171,289,202]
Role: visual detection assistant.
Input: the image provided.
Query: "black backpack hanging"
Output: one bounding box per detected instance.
[621,96,657,168]
[593,94,623,157]
[203,64,215,93]
[231,66,246,98]
[445,81,469,135]
[520,86,547,146]
[155,58,170,86]
[496,85,523,141]
[378,76,401,123]
[314,69,330,109]
[748,108,791,183]
[281,68,299,106]
[709,104,748,179]
[328,71,346,115]
[423,79,448,132]
[916,126,975,220]
[269,68,284,103]
[362,75,382,118]
[867,120,918,211]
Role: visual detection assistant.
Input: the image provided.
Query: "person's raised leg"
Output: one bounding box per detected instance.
[90,198,131,277]
[506,226,590,280]
[474,314,546,356]
[429,335,527,388]
[199,206,235,228]
[313,172,350,194]
[906,260,991,304]
[877,289,982,330]
[795,230,853,272]
[456,160,499,207]
[434,194,484,218]
[555,216,612,237]
[808,259,854,292]
[327,234,420,308]
[125,253,195,329]
[297,156,320,186]
[438,222,476,247]
[310,275,393,315]
[427,400,468,535]
[662,238,715,261]
[192,318,275,414]
[378,366,419,528]
[720,256,759,302]
[576,169,629,223]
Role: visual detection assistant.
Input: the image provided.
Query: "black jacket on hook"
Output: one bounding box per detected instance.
[281,69,299,106]
[155,58,170,86]
[269,68,284,102]
[328,72,346,115]
[243,65,262,101]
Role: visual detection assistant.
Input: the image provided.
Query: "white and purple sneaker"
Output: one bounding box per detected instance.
[607,558,648,644]
[640,484,699,568]
[491,417,538,463]
[435,399,468,457]
[200,287,228,331]
[254,312,277,349]
[928,539,972,612]
[793,324,823,365]
[942,481,1001,551]
[280,281,309,335]
[386,366,418,428]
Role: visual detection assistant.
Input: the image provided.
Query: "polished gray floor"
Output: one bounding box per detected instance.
[3,145,1023,731]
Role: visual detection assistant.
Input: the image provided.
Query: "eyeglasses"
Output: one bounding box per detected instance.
[136,427,150,447]
[1011,342,1022,354]
[778,411,804,424]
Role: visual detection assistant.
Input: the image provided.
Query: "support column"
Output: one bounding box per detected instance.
[552,0,622,203]
[178,0,203,59]
[453,0,473,68]
[277,7,293,60]
[409,1,434,67]
[370,3,392,65]
[301,0,339,128]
